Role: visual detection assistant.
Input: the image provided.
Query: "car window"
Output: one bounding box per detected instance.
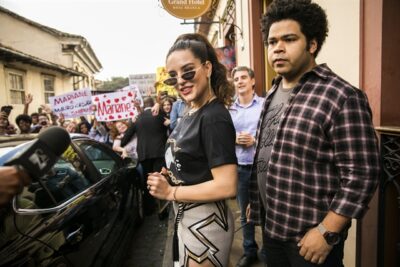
[21,145,93,209]
[77,142,119,178]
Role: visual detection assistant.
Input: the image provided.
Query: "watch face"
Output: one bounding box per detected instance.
[325,232,341,245]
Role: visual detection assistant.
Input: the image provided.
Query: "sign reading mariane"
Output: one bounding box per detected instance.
[161,0,212,19]
[92,90,138,122]
[49,88,93,119]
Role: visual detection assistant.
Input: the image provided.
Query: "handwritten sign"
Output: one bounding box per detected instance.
[49,88,93,119]
[120,84,143,107]
[92,90,138,121]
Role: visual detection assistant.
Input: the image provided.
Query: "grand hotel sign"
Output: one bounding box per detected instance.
[161,0,212,19]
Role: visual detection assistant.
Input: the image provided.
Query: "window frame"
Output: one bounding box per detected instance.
[42,74,55,104]
[6,68,26,104]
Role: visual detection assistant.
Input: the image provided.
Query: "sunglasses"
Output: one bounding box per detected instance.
[163,63,205,86]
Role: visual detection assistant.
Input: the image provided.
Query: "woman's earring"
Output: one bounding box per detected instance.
[208,75,213,91]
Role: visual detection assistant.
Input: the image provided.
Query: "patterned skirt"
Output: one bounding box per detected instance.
[173,200,234,267]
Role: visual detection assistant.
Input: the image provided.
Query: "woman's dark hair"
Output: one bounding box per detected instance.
[166,33,234,107]
[261,0,328,57]
[16,114,32,125]
[77,121,91,133]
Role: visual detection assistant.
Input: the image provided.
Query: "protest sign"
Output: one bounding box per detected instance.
[120,84,143,107]
[49,88,93,119]
[92,90,138,121]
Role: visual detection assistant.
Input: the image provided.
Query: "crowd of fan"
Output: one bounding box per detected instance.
[0,91,186,162]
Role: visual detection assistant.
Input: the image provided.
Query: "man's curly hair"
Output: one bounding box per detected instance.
[261,0,328,57]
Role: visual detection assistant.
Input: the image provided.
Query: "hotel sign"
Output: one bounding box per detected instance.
[161,0,212,19]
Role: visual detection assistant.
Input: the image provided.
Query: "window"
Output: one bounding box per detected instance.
[14,144,93,209]
[43,74,55,104]
[78,142,119,178]
[7,70,25,104]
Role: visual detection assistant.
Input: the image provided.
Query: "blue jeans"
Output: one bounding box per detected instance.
[237,165,258,257]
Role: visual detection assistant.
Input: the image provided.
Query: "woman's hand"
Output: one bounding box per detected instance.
[164,117,170,126]
[121,149,128,159]
[147,168,173,200]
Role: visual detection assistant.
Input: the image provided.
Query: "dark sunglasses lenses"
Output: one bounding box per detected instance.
[163,78,177,86]
[181,70,196,80]
[163,70,196,86]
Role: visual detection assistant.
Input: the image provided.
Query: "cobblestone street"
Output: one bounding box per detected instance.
[123,212,170,267]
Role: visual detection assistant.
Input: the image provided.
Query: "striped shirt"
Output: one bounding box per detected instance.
[249,64,380,242]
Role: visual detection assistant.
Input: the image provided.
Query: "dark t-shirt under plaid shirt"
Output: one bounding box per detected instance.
[249,64,380,242]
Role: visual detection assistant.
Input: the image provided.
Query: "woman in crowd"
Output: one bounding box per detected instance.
[160,97,174,132]
[64,121,77,133]
[112,120,138,162]
[77,121,91,135]
[89,118,113,146]
[147,33,237,267]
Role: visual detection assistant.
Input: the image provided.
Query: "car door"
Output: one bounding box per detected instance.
[0,139,122,267]
[0,141,99,267]
[72,139,142,266]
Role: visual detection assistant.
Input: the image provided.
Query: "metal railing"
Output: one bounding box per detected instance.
[376,126,400,267]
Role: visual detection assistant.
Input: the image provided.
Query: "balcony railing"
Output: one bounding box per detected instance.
[376,126,400,267]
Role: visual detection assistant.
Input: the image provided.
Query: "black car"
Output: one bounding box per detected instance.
[0,134,145,267]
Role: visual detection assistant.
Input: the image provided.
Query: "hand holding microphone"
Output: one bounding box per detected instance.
[0,166,30,207]
[1,127,71,206]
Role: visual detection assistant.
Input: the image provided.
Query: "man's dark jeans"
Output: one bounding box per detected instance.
[237,165,258,257]
[263,235,345,267]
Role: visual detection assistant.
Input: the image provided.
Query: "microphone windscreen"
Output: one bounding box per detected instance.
[37,127,71,156]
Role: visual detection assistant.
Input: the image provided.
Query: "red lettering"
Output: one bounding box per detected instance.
[97,101,132,117]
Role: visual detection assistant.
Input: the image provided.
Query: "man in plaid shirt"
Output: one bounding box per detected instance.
[249,0,381,266]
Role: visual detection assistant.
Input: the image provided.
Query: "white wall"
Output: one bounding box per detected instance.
[315,1,361,267]
[317,0,360,88]
[234,0,251,68]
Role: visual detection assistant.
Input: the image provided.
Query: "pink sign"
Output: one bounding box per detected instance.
[92,90,139,121]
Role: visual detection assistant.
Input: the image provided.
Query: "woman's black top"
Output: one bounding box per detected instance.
[165,99,237,186]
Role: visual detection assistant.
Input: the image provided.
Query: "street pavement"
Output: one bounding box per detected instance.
[124,199,265,267]
[123,210,169,267]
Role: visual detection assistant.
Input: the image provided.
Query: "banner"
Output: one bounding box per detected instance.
[119,84,144,107]
[49,88,93,119]
[92,90,139,122]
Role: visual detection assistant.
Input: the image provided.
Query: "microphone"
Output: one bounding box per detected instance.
[4,126,71,180]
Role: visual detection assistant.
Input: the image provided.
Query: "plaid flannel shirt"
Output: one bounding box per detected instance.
[249,64,380,241]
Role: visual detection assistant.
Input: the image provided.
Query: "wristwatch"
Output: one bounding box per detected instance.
[317,223,341,246]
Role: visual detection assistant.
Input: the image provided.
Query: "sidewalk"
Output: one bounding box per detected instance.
[162,199,265,267]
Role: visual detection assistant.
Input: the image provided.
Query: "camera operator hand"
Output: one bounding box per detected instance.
[0,166,31,207]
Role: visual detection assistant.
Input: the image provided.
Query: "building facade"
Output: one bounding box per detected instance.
[0,6,102,123]
[128,73,156,96]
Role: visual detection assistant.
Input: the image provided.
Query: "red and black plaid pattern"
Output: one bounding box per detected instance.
[249,64,380,241]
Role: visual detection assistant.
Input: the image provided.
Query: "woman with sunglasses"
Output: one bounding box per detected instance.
[147,33,238,267]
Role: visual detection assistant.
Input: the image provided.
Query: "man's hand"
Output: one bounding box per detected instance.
[236,132,255,147]
[0,166,31,207]
[298,227,333,265]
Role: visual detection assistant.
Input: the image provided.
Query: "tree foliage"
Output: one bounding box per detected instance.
[98,76,129,91]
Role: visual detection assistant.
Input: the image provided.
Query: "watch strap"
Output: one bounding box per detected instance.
[317,223,327,235]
